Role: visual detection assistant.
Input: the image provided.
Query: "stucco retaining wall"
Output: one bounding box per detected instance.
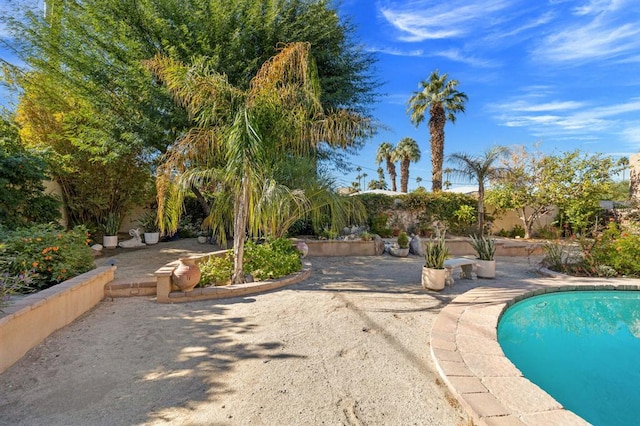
[0,266,116,374]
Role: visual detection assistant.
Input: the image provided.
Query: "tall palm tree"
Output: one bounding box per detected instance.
[448,146,508,234]
[147,43,371,283]
[392,137,421,193]
[407,70,467,192]
[376,142,397,192]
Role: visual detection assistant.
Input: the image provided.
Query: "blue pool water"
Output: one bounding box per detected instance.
[498,291,640,426]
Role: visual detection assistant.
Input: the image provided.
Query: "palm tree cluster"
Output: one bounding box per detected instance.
[374,137,421,193]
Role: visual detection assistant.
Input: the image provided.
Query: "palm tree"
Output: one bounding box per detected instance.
[147,43,371,283]
[392,137,421,193]
[376,166,387,189]
[619,156,629,181]
[416,176,423,188]
[356,166,362,189]
[376,142,397,192]
[407,70,467,192]
[447,146,508,234]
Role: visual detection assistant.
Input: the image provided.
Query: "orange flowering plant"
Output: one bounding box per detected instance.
[0,224,94,291]
[581,222,640,277]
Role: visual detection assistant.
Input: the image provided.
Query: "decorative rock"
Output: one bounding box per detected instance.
[374,235,385,256]
[296,241,309,258]
[409,235,423,256]
[91,244,103,251]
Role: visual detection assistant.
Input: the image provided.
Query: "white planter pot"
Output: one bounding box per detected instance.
[422,266,446,291]
[103,235,118,249]
[389,246,410,257]
[476,259,496,279]
[144,232,160,245]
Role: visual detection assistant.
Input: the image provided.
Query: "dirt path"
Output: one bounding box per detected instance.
[0,255,542,425]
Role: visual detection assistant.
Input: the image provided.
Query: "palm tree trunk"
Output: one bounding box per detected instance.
[429,105,446,192]
[387,160,397,192]
[401,159,409,193]
[478,184,485,234]
[232,175,250,284]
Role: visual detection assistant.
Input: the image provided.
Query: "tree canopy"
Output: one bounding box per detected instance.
[3,0,378,227]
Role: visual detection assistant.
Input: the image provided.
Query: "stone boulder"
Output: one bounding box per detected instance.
[409,235,423,256]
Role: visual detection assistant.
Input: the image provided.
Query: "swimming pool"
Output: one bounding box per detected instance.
[498,290,640,426]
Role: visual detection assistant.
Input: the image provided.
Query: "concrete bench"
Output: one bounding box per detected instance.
[444,258,477,286]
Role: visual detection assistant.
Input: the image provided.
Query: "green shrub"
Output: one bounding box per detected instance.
[0,224,95,291]
[244,238,301,281]
[584,223,640,277]
[541,223,640,277]
[397,231,409,248]
[369,213,392,237]
[198,238,301,286]
[199,252,234,286]
[0,269,34,311]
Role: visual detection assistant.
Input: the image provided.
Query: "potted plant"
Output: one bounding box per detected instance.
[102,212,120,249]
[138,210,160,245]
[469,234,496,278]
[422,231,449,290]
[389,231,410,257]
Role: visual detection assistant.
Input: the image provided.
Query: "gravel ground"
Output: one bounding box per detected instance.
[0,252,543,426]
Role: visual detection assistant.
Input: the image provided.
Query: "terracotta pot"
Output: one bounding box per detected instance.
[172,257,201,292]
[476,259,496,279]
[422,266,446,291]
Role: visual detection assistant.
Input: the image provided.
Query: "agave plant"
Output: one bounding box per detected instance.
[469,234,496,261]
[424,230,449,269]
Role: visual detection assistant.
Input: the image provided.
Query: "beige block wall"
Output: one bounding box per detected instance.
[0,266,116,374]
[489,205,557,235]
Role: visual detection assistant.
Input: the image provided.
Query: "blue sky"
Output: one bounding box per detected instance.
[336,0,640,191]
[1,1,639,191]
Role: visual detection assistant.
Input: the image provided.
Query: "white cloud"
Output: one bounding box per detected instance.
[366,46,425,57]
[379,0,514,42]
[492,96,640,144]
[534,2,640,63]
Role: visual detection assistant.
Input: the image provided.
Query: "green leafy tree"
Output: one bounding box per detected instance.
[148,43,371,283]
[539,150,619,234]
[4,0,378,224]
[447,146,508,234]
[0,116,60,229]
[407,70,467,192]
[392,137,421,193]
[376,142,397,192]
[487,146,619,238]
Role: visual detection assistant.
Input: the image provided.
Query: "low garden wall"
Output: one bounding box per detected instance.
[0,266,116,374]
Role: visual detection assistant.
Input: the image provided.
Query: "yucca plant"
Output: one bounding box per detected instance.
[424,231,449,269]
[469,234,496,260]
[102,212,120,236]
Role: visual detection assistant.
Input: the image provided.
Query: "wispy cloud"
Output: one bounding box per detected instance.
[491,96,640,145]
[366,46,425,57]
[534,1,640,63]
[379,0,514,42]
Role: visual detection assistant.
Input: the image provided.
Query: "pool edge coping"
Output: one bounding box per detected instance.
[431,273,640,426]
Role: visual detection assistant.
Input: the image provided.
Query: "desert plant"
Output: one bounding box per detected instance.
[397,231,409,248]
[469,234,496,260]
[424,231,449,269]
[137,210,160,233]
[102,212,120,236]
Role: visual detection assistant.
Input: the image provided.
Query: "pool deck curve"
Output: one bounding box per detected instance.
[431,270,639,426]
